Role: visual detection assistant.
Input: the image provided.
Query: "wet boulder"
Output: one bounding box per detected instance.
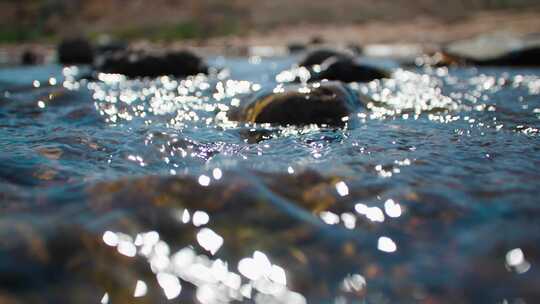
[299,49,353,67]
[298,49,389,83]
[288,42,307,54]
[440,33,540,67]
[97,49,208,78]
[443,47,540,67]
[57,38,95,65]
[227,81,365,126]
[96,40,127,56]
[346,43,364,56]
[21,50,39,65]
[310,57,390,83]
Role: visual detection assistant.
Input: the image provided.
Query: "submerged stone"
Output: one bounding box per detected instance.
[310,57,390,83]
[57,38,95,65]
[227,82,365,126]
[237,128,278,144]
[97,49,208,78]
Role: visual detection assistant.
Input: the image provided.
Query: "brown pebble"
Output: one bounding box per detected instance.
[36,147,63,160]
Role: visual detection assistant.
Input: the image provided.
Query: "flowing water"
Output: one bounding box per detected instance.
[0,54,539,304]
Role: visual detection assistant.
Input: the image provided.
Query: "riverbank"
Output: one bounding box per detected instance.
[1,9,540,65]
[201,10,540,49]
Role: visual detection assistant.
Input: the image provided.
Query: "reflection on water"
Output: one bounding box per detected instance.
[0,54,540,303]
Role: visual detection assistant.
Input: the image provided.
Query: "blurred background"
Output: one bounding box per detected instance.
[1,0,539,44]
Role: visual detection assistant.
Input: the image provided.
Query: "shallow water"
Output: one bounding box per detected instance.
[0,55,539,304]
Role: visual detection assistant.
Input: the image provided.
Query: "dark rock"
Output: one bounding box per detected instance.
[97,49,208,78]
[443,47,540,67]
[297,49,389,83]
[298,49,353,67]
[288,43,307,54]
[21,50,38,65]
[237,128,277,144]
[439,33,540,67]
[310,57,390,83]
[346,43,364,56]
[227,81,365,126]
[57,38,95,65]
[309,36,325,45]
[96,40,127,56]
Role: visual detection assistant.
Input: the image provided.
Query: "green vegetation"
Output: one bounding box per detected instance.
[0,0,539,43]
[110,20,241,42]
[0,19,242,44]
[0,27,56,44]
[112,22,202,41]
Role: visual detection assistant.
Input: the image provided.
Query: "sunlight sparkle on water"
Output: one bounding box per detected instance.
[238,251,274,281]
[198,175,211,186]
[320,211,340,225]
[505,248,531,274]
[341,212,356,229]
[355,204,385,222]
[212,168,223,180]
[99,227,309,303]
[100,293,109,304]
[193,211,210,227]
[133,280,148,298]
[377,236,397,253]
[102,231,119,246]
[118,240,137,257]
[197,228,224,255]
[384,199,402,218]
[341,274,367,292]
[181,209,190,224]
[157,272,182,300]
[335,181,349,196]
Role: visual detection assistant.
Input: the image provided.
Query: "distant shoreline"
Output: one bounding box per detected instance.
[199,10,540,48]
[1,10,539,65]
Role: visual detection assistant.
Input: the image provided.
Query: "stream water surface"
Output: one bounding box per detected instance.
[0,55,539,304]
